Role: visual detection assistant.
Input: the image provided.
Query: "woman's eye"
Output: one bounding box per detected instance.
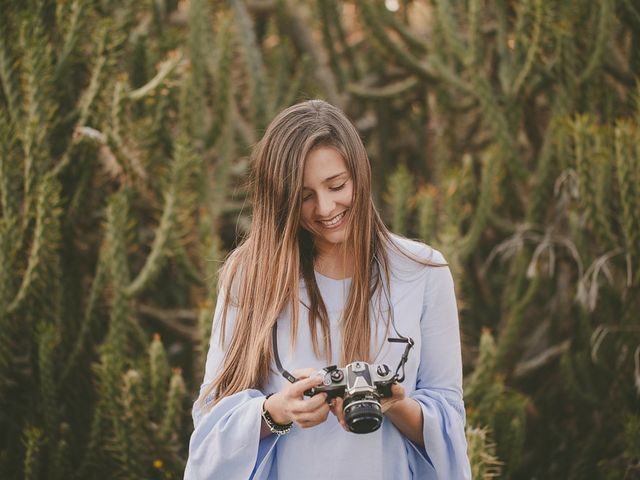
[302,193,312,201]
[330,183,346,192]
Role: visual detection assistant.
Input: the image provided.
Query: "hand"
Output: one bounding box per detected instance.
[380,383,406,414]
[329,396,348,432]
[264,368,330,429]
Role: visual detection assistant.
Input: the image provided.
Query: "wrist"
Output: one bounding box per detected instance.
[264,392,291,425]
[384,397,411,417]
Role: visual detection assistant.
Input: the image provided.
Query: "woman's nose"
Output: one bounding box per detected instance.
[316,193,335,217]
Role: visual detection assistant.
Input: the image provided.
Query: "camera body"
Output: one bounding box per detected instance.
[305,362,396,434]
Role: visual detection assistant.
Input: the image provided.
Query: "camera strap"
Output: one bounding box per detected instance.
[271,321,298,383]
[375,254,414,383]
[271,254,414,385]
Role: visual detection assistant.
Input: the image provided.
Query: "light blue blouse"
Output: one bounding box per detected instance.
[185,236,471,479]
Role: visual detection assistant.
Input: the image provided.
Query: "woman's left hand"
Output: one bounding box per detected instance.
[381,383,406,414]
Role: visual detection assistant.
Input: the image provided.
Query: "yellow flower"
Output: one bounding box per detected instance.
[153,459,164,469]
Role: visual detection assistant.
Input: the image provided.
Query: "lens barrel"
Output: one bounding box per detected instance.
[343,392,383,434]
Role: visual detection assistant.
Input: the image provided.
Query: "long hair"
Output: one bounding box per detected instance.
[200,100,397,406]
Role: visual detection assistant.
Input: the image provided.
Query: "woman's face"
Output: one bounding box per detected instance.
[300,147,353,253]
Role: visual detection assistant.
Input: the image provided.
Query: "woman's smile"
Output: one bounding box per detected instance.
[317,210,348,229]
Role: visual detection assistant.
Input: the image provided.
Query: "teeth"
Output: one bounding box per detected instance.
[319,211,345,227]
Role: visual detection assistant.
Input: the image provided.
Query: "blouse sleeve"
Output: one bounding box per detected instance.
[184,290,279,480]
[406,251,471,479]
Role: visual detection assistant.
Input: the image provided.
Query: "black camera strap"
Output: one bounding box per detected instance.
[375,253,414,383]
[271,321,298,383]
[271,254,414,385]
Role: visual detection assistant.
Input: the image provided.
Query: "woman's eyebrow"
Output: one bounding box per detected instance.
[322,171,348,183]
[302,171,348,190]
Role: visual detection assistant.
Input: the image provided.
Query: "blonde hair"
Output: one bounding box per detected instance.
[201,100,403,406]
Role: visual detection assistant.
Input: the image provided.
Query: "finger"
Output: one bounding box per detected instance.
[290,368,319,380]
[288,374,324,397]
[297,419,322,429]
[333,397,345,420]
[329,406,347,432]
[290,393,327,414]
[296,402,330,425]
[332,397,349,431]
[390,383,405,400]
[306,392,329,409]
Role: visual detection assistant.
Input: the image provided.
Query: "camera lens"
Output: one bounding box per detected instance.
[343,392,383,434]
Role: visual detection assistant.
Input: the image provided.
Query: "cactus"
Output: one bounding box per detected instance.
[207,16,234,148]
[415,185,438,244]
[37,323,60,444]
[160,369,186,441]
[466,426,502,479]
[22,426,43,480]
[458,148,502,261]
[8,175,62,317]
[317,0,347,90]
[510,0,543,97]
[615,120,640,279]
[1,1,639,478]
[149,334,171,419]
[384,163,414,236]
[465,329,529,475]
[230,0,269,131]
[356,0,437,81]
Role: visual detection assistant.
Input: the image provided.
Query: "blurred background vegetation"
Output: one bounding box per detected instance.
[1,0,639,478]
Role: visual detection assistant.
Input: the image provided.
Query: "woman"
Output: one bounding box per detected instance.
[185,100,471,479]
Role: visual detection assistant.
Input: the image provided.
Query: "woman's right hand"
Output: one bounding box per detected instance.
[263,368,330,429]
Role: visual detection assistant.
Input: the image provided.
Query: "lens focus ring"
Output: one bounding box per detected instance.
[343,393,383,434]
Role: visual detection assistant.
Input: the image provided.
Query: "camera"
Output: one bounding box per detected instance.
[305,362,396,434]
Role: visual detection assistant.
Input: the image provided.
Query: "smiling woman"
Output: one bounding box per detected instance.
[300,147,353,275]
[184,100,471,479]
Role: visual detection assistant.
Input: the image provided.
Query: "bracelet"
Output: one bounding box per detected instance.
[262,393,293,436]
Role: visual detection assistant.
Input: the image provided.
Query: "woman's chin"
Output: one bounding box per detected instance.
[311,226,350,251]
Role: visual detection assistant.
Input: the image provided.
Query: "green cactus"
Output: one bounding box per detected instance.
[384,163,414,236]
[0,1,639,478]
[615,120,640,278]
[149,334,171,419]
[230,0,269,131]
[22,426,43,480]
[37,323,60,444]
[415,186,438,244]
[466,426,502,479]
[160,369,186,441]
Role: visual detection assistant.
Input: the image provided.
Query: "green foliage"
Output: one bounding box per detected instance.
[415,186,438,244]
[371,2,640,477]
[384,163,414,236]
[1,1,639,479]
[22,426,43,480]
[465,330,528,475]
[466,425,502,480]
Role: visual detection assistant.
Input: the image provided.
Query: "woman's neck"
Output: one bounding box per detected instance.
[314,244,354,280]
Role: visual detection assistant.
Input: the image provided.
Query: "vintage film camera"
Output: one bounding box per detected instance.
[274,332,414,434]
[304,362,396,434]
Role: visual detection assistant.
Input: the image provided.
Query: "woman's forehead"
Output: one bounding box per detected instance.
[303,147,348,184]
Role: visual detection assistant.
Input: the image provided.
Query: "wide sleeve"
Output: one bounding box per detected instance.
[184,290,279,480]
[406,251,471,479]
